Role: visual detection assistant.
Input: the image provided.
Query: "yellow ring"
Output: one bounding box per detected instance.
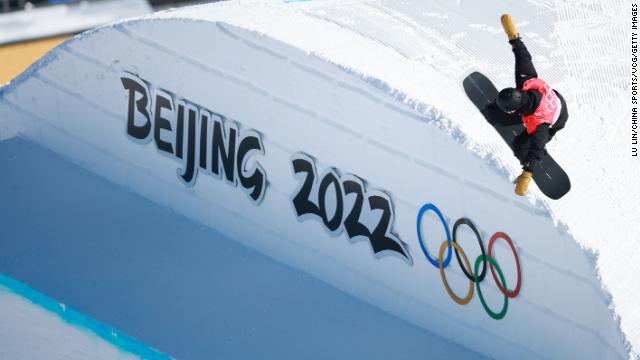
[438,240,474,305]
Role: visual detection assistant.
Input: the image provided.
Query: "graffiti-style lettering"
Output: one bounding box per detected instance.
[121,73,267,204]
[121,77,151,142]
[290,153,411,264]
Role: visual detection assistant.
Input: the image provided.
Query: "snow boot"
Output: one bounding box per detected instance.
[501,14,519,41]
[515,170,532,196]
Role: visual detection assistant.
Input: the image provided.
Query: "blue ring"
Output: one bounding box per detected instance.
[417,203,452,268]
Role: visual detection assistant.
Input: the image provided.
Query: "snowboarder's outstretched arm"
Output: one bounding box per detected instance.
[511,38,538,89]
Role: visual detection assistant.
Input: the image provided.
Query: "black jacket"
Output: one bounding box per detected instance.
[510,38,568,172]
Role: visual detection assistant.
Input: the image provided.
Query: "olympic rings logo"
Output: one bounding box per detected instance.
[416,203,522,320]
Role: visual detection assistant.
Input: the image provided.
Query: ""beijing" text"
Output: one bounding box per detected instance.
[121,74,266,204]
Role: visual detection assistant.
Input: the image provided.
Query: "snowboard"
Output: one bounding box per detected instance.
[462,71,570,200]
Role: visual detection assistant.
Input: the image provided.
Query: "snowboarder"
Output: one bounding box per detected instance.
[497,15,569,196]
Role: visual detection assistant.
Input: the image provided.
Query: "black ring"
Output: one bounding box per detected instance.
[452,218,487,282]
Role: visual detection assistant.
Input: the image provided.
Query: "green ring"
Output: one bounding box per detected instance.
[474,255,508,320]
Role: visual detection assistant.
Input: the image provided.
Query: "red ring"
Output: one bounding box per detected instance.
[488,232,521,298]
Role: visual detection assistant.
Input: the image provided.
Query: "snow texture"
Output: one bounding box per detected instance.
[0,0,636,359]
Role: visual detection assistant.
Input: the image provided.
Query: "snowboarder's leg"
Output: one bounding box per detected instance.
[511,131,530,164]
[501,14,538,87]
[511,38,538,86]
[512,130,535,196]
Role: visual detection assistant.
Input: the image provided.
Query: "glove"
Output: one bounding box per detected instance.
[515,170,533,196]
[501,14,519,41]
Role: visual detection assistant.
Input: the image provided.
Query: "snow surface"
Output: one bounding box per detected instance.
[0,0,637,359]
[0,137,485,360]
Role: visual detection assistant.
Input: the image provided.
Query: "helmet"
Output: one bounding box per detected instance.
[496,88,522,113]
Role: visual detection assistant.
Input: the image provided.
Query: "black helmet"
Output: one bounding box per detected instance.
[496,88,522,113]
